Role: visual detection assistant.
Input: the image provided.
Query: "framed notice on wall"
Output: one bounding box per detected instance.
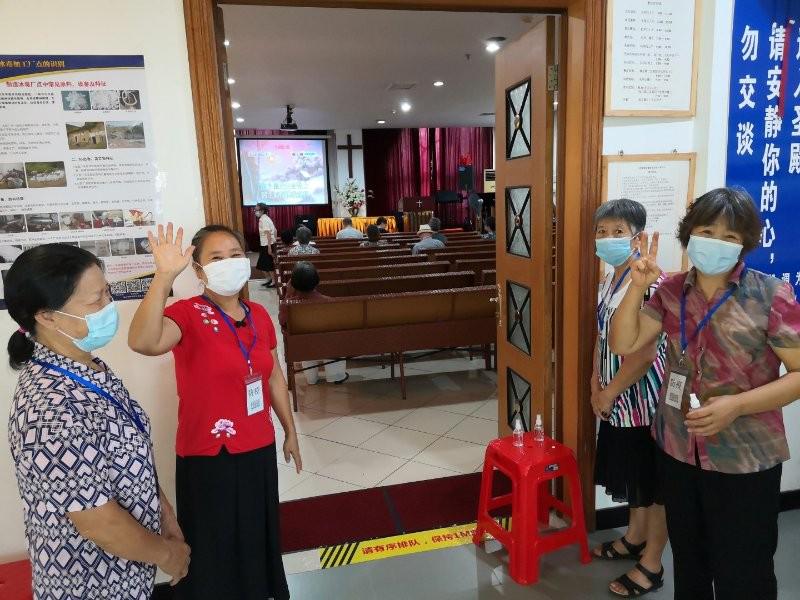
[602,153,696,273]
[605,0,701,117]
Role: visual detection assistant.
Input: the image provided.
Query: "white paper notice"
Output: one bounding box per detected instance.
[607,0,697,114]
[606,158,691,273]
[0,55,160,306]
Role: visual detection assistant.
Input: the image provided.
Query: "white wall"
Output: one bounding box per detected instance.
[597,0,800,509]
[0,0,205,563]
[333,129,366,217]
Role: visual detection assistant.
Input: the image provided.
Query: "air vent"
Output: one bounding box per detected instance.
[387,82,417,91]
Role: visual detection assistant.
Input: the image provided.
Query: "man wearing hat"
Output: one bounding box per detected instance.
[412,224,445,256]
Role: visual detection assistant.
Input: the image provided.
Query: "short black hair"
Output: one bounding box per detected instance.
[5,244,102,369]
[376,216,388,226]
[191,224,246,262]
[291,261,319,292]
[485,216,496,231]
[594,198,647,234]
[678,187,762,252]
[256,203,268,212]
[366,224,380,242]
[296,226,313,244]
[428,217,442,231]
[280,228,294,245]
[342,217,353,226]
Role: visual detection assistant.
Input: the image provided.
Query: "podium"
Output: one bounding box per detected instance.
[399,196,435,233]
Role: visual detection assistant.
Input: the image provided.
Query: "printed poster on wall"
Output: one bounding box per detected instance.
[0,55,159,308]
[726,3,800,296]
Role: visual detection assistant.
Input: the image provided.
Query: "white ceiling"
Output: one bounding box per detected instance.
[221,6,541,130]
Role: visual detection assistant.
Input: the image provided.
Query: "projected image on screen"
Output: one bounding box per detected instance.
[239,138,329,206]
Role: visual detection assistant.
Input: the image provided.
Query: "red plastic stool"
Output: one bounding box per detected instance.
[0,560,32,600]
[473,434,591,584]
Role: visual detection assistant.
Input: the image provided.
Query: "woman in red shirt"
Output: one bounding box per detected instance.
[129,223,301,600]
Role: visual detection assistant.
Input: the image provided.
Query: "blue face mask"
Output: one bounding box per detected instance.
[57,302,120,352]
[595,236,635,267]
[687,235,743,276]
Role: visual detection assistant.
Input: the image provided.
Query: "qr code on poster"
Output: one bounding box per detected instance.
[126,279,144,293]
[110,281,127,296]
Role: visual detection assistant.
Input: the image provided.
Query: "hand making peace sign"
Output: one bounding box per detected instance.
[631,231,662,289]
[147,223,195,280]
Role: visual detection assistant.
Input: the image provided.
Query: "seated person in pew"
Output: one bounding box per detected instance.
[360,224,387,247]
[279,262,348,385]
[287,226,320,256]
[428,217,448,244]
[335,217,365,240]
[482,216,496,240]
[412,224,445,256]
[280,228,295,246]
[376,216,388,233]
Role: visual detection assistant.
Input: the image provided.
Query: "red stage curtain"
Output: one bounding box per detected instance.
[363,126,493,228]
[235,129,332,249]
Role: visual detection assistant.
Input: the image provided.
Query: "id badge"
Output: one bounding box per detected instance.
[665,370,687,411]
[245,373,265,416]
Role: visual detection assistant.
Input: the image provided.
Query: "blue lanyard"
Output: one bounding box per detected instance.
[202,296,258,373]
[33,359,148,436]
[679,268,744,355]
[597,268,631,333]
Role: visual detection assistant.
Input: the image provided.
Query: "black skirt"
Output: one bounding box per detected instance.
[174,444,289,600]
[594,420,661,508]
[257,245,275,272]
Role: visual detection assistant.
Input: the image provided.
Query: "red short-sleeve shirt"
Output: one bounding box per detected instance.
[164,296,277,457]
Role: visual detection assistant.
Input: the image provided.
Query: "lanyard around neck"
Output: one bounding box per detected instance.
[597,267,631,333]
[679,268,745,355]
[202,296,258,373]
[33,359,148,436]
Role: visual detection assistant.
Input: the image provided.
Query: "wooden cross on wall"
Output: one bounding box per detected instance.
[337,134,363,178]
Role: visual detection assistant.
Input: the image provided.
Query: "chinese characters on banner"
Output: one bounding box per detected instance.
[0,55,160,308]
[726,5,800,295]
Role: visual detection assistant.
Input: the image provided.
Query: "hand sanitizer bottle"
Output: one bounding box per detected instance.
[512,415,524,447]
[533,414,545,443]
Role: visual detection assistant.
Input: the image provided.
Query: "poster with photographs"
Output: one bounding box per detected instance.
[0,55,159,307]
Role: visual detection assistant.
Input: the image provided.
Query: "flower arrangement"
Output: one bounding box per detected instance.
[458,153,473,167]
[335,178,367,216]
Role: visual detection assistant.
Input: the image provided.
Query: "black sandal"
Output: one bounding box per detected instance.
[609,562,664,597]
[594,536,646,561]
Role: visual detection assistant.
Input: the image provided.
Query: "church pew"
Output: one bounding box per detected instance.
[282,285,496,406]
[425,250,496,264]
[453,259,496,278]
[277,248,413,264]
[481,270,497,286]
[279,253,425,274]
[316,271,477,297]
[278,243,401,255]
[316,261,450,281]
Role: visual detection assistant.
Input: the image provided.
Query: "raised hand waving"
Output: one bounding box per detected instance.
[148,223,195,279]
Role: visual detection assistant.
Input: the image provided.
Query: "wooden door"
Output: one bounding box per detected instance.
[495,18,555,437]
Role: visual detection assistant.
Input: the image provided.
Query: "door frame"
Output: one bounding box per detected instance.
[182,0,605,529]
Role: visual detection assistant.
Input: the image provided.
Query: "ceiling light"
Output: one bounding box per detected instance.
[223,39,230,47]
[236,117,245,123]
[231,101,241,109]
[400,102,412,113]
[485,37,506,53]
[433,80,445,87]
[227,77,236,85]
[376,119,386,124]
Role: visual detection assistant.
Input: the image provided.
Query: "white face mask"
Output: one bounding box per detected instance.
[199,257,251,296]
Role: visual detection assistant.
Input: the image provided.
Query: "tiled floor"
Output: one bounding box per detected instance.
[249,282,500,502]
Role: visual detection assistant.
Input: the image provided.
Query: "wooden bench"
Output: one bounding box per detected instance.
[317,271,477,296]
[283,285,496,405]
[454,259,496,277]
[481,269,497,285]
[425,250,496,264]
[316,261,451,281]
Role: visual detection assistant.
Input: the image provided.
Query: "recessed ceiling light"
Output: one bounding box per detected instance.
[400,102,412,113]
[485,37,506,53]
[231,101,241,109]
[376,119,386,124]
[227,78,236,85]
[433,80,445,87]
[236,117,245,123]
[223,39,230,47]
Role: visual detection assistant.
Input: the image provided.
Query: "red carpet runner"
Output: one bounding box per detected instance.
[280,471,511,553]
